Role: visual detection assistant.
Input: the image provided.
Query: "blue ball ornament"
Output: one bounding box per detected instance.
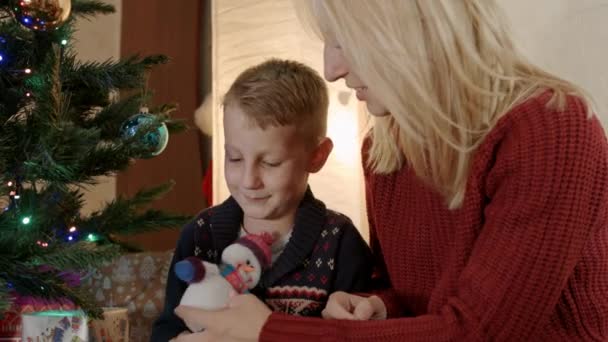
[121,112,169,158]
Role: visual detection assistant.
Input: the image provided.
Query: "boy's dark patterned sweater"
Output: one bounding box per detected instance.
[151,188,373,341]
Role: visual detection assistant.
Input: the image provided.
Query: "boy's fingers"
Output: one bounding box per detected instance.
[175,305,227,332]
[321,303,357,320]
[353,299,375,320]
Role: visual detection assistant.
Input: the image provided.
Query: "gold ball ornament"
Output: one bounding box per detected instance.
[9,0,72,31]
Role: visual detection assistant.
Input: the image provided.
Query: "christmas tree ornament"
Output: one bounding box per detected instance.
[120,109,169,158]
[9,0,72,32]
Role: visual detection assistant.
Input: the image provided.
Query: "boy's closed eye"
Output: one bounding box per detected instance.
[262,160,282,167]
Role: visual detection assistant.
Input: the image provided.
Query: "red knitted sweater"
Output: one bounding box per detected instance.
[260,92,608,341]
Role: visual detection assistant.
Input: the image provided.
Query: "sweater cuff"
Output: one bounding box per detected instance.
[260,312,336,341]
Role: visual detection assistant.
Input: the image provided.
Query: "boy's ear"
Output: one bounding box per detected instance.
[308,137,333,173]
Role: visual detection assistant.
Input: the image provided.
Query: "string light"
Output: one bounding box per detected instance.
[67,236,74,241]
[7,181,13,187]
[21,216,31,224]
[24,68,31,74]
[0,54,3,62]
[69,226,77,233]
[61,39,67,46]
[87,233,99,242]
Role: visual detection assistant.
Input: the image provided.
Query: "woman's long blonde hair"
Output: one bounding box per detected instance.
[297,0,592,209]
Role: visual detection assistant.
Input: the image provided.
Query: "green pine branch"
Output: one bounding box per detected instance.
[81,95,147,138]
[79,182,190,235]
[29,242,120,272]
[0,263,103,318]
[0,279,9,317]
[64,53,168,91]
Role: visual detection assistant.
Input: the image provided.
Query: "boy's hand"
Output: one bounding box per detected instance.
[321,291,387,320]
[175,294,271,342]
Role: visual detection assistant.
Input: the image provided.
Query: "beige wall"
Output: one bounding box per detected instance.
[74,0,121,215]
[501,0,608,125]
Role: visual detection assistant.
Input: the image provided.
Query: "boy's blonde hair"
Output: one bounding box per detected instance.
[222,59,329,145]
[298,0,593,208]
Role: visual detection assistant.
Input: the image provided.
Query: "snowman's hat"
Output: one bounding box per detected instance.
[234,232,275,269]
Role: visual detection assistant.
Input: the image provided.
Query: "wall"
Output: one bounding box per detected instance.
[500,0,608,125]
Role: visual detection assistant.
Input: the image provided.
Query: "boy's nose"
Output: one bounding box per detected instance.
[242,165,262,189]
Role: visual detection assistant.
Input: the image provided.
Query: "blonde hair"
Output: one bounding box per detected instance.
[223,58,329,144]
[298,0,592,208]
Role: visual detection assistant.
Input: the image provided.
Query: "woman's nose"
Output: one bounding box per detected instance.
[324,44,348,82]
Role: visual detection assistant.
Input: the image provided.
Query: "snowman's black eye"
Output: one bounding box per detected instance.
[246,260,252,266]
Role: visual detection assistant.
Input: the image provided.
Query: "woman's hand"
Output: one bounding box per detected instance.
[321,291,387,320]
[174,294,272,342]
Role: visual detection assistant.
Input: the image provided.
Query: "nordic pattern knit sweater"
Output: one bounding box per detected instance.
[151,188,373,341]
[260,93,608,341]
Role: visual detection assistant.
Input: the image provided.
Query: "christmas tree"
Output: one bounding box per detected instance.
[0,0,189,317]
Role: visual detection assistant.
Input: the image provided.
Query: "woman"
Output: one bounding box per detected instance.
[175,1,608,341]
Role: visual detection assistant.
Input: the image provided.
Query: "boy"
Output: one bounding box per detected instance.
[151,59,373,341]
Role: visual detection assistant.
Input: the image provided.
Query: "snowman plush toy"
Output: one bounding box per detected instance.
[174,232,275,332]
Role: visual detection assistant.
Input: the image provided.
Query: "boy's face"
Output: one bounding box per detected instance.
[223,104,313,223]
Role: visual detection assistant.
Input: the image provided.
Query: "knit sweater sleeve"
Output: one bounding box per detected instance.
[365,176,404,318]
[151,214,214,341]
[260,99,608,341]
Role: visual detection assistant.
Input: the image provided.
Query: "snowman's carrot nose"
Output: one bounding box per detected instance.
[241,265,255,273]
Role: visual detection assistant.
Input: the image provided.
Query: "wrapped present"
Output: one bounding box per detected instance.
[81,251,173,342]
[21,310,88,342]
[0,297,75,339]
[89,307,129,342]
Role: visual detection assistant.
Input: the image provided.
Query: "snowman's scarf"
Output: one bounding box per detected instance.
[220,264,249,294]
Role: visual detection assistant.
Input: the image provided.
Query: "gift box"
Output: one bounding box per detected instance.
[21,310,88,342]
[0,297,76,339]
[89,307,129,342]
